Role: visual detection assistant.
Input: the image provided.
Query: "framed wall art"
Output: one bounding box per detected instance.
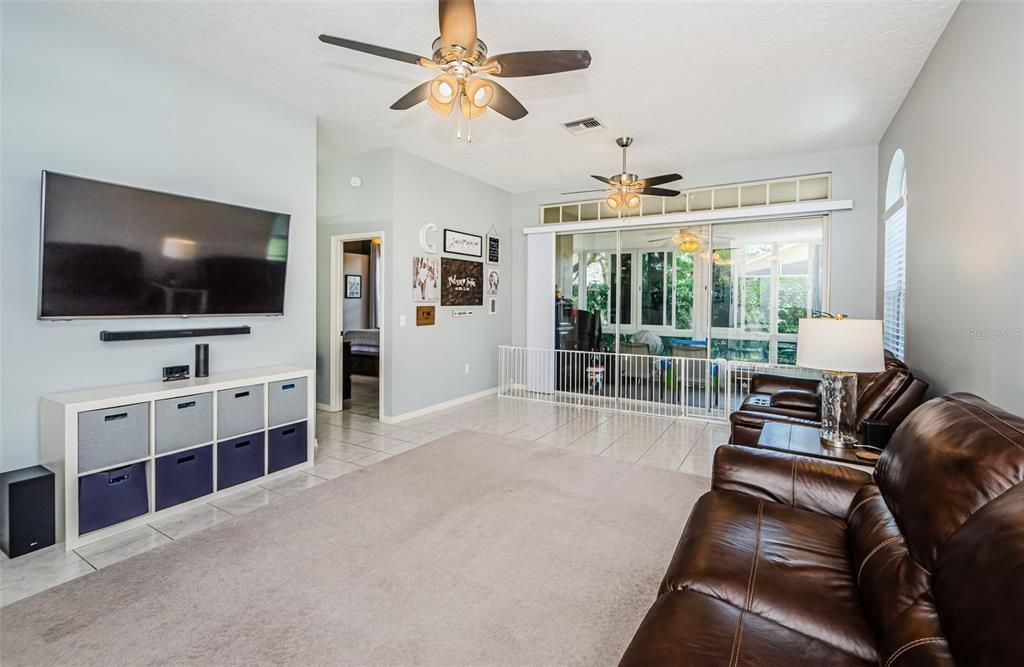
[412,256,440,303]
[345,275,362,299]
[443,229,483,258]
[486,268,500,296]
[441,257,483,306]
[486,234,500,265]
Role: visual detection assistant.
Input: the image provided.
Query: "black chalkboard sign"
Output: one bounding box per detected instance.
[486,235,500,265]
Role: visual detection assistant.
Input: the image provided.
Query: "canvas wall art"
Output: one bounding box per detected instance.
[441,257,483,306]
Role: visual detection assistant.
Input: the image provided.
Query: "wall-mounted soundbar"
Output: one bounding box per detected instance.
[99,326,251,342]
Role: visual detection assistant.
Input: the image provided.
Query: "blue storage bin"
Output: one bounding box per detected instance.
[268,421,307,474]
[79,462,149,534]
[217,432,265,490]
[155,445,213,511]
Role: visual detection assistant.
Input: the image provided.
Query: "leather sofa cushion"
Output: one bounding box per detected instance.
[619,590,873,667]
[659,490,877,662]
[770,388,820,412]
[876,393,1024,570]
[846,485,954,667]
[933,482,1024,666]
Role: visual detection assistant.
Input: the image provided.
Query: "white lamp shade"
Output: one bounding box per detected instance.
[796,318,885,373]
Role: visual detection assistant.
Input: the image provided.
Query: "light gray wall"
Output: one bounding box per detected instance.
[878,0,1024,413]
[389,151,515,416]
[505,145,880,346]
[342,253,371,330]
[0,3,317,472]
[315,149,393,408]
[315,149,517,418]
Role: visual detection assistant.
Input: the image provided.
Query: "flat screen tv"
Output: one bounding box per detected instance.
[38,171,290,319]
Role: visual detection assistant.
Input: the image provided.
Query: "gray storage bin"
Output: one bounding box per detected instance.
[155,392,214,455]
[217,384,264,439]
[78,403,150,473]
[268,377,307,427]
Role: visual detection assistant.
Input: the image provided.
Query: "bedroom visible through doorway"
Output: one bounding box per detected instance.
[329,233,384,418]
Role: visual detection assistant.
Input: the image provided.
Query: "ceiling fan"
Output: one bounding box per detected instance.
[563,137,683,211]
[647,229,703,253]
[318,0,591,141]
[645,228,733,265]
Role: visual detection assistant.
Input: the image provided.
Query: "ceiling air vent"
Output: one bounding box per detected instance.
[562,117,605,136]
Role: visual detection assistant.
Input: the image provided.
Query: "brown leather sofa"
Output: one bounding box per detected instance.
[729,351,927,446]
[620,393,1024,666]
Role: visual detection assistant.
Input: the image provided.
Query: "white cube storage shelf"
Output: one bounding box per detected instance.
[41,366,315,551]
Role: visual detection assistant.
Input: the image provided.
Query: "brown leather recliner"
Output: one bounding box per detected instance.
[729,351,928,445]
[620,393,1024,666]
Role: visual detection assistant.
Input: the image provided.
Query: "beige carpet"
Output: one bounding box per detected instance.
[0,431,709,666]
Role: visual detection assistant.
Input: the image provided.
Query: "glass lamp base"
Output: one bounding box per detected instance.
[820,371,858,448]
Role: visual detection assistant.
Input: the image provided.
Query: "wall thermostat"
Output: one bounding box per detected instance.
[349,176,362,188]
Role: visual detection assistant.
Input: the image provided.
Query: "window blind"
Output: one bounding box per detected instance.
[883,207,907,360]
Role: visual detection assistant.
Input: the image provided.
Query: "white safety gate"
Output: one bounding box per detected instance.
[497,345,820,423]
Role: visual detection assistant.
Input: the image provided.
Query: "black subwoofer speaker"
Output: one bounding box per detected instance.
[0,466,56,558]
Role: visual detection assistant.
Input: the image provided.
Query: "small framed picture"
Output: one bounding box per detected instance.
[486,234,500,265]
[444,229,483,257]
[345,275,362,299]
[488,297,497,316]
[486,268,500,296]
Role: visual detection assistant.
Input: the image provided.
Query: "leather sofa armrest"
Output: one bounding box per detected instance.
[731,410,821,430]
[770,389,820,412]
[711,445,872,520]
[749,373,820,395]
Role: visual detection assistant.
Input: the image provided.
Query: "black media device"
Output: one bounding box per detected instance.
[1,466,56,558]
[861,420,895,449]
[195,343,209,378]
[163,365,190,382]
[38,171,291,319]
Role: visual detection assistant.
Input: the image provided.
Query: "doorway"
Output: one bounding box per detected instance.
[329,232,385,418]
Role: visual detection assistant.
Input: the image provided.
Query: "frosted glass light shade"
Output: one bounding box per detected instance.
[796,318,885,373]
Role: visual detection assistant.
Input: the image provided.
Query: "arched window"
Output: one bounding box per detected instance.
[883,150,907,360]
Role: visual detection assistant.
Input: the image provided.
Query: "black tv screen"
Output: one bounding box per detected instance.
[38,172,290,319]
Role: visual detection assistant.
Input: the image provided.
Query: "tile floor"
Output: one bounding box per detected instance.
[345,374,380,418]
[0,395,727,607]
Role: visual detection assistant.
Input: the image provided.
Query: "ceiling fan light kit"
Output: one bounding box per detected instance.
[566,137,686,212]
[318,0,591,142]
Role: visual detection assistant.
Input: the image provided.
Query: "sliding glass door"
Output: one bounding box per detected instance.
[553,216,826,365]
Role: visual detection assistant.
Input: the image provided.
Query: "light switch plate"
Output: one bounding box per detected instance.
[399,315,407,326]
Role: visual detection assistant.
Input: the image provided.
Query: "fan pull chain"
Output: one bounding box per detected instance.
[456,81,464,141]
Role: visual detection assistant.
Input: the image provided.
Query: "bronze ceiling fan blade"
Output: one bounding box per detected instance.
[642,186,682,198]
[318,34,427,66]
[486,50,592,77]
[439,0,478,53]
[561,188,608,195]
[591,174,618,186]
[390,81,433,110]
[637,173,683,189]
[487,80,528,120]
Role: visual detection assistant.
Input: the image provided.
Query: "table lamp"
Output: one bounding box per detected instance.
[796,316,885,446]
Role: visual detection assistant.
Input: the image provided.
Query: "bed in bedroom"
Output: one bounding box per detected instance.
[344,329,379,377]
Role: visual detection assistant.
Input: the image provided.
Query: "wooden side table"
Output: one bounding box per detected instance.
[757,422,876,469]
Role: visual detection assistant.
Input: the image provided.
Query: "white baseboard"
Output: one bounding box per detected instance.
[315,402,333,412]
[380,387,497,424]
